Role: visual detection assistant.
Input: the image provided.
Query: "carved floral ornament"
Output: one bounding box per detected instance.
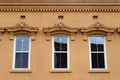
[6,22,39,40]
[43,22,78,41]
[80,22,115,41]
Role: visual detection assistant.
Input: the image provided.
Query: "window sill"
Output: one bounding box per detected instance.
[50,70,72,73]
[10,69,32,73]
[88,70,110,73]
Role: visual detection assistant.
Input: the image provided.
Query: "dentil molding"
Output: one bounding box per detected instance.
[0,8,119,12]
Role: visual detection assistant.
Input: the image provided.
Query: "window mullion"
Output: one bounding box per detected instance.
[55,51,67,53]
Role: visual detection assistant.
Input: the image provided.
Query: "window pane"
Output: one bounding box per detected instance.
[54,37,61,51]
[54,36,67,51]
[91,53,105,68]
[16,36,29,51]
[90,37,97,51]
[98,43,104,51]
[61,36,67,51]
[54,53,67,68]
[98,53,105,68]
[91,42,97,51]
[15,53,28,68]
[91,53,98,68]
[90,36,104,51]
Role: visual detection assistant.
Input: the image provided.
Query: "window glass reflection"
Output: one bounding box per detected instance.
[53,35,68,69]
[54,36,67,51]
[16,36,29,51]
[90,36,104,51]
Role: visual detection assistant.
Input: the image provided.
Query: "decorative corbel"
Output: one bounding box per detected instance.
[82,33,88,41]
[70,32,76,41]
[9,32,14,40]
[31,32,37,41]
[46,32,51,41]
[0,27,5,41]
[107,32,112,41]
[116,27,120,36]
[43,22,78,41]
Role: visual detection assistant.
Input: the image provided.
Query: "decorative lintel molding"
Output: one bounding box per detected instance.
[116,27,120,33]
[0,8,120,12]
[6,22,39,40]
[0,27,5,41]
[80,22,115,41]
[43,22,78,41]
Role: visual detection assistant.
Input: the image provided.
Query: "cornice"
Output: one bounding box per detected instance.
[80,22,115,41]
[43,22,78,41]
[0,3,120,6]
[0,3,120,12]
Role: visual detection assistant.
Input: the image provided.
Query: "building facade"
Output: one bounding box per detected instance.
[0,1,120,80]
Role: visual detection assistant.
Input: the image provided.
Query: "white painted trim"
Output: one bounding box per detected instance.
[89,35,107,70]
[12,35,31,70]
[28,36,31,70]
[12,36,16,70]
[104,36,108,70]
[52,35,70,70]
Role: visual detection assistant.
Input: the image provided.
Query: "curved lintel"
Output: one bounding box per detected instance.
[7,22,39,40]
[43,22,78,41]
[80,22,115,41]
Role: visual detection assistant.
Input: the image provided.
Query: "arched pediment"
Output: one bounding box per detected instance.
[43,22,78,41]
[80,22,115,41]
[7,22,39,40]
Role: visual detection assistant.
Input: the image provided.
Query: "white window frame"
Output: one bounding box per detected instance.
[89,35,107,70]
[13,35,31,70]
[52,35,70,70]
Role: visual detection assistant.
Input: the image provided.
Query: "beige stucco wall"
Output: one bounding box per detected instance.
[0,3,120,80]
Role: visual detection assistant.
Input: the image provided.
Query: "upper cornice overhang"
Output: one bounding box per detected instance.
[0,3,120,6]
[0,3,120,12]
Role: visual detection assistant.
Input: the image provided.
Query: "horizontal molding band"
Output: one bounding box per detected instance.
[0,3,120,6]
[0,8,119,12]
